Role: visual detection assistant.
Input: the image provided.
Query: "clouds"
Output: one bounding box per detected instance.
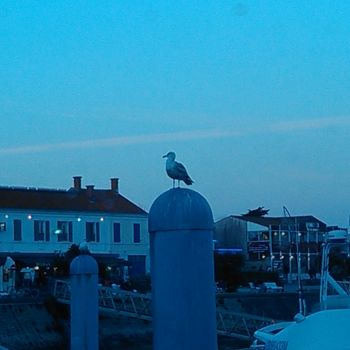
[267,116,350,132]
[0,116,349,156]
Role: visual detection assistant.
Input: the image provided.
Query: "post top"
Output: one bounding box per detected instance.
[148,188,213,232]
[70,254,98,275]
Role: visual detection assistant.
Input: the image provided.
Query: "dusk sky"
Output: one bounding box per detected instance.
[1,1,350,226]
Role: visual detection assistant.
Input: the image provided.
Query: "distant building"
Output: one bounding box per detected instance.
[0,176,149,281]
[215,215,328,275]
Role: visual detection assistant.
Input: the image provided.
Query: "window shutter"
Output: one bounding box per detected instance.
[34,221,39,241]
[113,223,121,243]
[69,222,73,242]
[14,220,22,241]
[96,223,100,242]
[86,223,92,242]
[133,223,141,243]
[45,221,50,241]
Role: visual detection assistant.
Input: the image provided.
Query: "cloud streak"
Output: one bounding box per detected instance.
[0,116,349,155]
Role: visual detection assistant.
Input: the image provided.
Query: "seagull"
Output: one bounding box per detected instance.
[79,241,90,254]
[163,151,194,187]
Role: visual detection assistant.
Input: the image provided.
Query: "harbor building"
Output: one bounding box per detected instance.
[215,214,327,276]
[0,176,149,283]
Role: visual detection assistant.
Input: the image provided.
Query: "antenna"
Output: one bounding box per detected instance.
[283,206,305,315]
[283,206,291,217]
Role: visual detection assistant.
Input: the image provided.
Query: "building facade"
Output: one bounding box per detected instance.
[0,177,149,282]
[215,214,328,275]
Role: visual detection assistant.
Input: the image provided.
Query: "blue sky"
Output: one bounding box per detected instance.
[1,1,350,226]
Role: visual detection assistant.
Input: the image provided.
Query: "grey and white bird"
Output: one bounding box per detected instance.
[163,151,194,187]
[79,241,90,254]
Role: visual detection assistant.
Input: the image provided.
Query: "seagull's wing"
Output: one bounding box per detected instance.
[174,161,190,177]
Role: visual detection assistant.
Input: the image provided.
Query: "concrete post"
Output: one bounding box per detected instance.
[70,254,99,350]
[149,188,218,350]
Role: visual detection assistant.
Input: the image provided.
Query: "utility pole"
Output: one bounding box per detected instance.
[283,206,305,315]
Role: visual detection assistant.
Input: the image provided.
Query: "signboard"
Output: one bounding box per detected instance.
[273,259,282,269]
[266,340,288,350]
[248,241,269,253]
[306,222,319,231]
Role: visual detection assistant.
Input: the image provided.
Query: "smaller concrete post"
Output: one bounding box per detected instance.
[70,254,99,350]
[149,188,218,350]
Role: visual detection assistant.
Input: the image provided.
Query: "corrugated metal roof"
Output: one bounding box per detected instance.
[0,186,147,215]
[231,215,327,229]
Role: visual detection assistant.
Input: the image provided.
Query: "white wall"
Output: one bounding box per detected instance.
[246,221,268,232]
[0,209,150,272]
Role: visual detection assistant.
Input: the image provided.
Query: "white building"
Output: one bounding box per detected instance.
[0,176,149,280]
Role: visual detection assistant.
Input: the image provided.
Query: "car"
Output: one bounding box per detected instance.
[262,282,283,293]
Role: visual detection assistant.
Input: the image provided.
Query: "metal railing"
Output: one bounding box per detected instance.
[52,279,276,340]
[335,280,350,295]
[216,309,276,340]
[53,279,152,320]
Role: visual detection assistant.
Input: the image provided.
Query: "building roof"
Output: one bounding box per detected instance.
[223,215,327,229]
[0,185,147,215]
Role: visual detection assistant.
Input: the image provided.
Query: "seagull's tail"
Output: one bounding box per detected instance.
[184,177,194,185]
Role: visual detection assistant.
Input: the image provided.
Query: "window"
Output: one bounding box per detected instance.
[308,231,317,243]
[13,220,22,241]
[262,232,269,240]
[248,231,259,241]
[34,220,50,241]
[57,221,73,242]
[133,223,141,243]
[0,222,6,231]
[113,223,121,243]
[86,222,100,242]
[128,255,146,278]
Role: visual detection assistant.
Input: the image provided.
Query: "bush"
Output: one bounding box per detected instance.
[121,274,151,293]
[214,253,245,291]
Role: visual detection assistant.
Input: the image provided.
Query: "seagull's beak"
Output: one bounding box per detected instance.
[162,154,167,158]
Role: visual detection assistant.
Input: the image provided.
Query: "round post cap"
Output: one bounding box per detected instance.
[149,188,213,232]
[70,254,98,275]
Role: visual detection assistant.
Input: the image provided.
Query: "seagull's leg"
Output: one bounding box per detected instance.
[173,179,175,188]
[177,180,180,188]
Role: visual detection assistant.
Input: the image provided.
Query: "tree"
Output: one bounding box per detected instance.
[65,244,81,265]
[242,206,269,217]
[214,253,245,291]
[52,244,82,276]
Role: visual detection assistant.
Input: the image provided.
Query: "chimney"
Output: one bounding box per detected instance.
[86,185,94,198]
[110,178,119,193]
[73,176,82,190]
